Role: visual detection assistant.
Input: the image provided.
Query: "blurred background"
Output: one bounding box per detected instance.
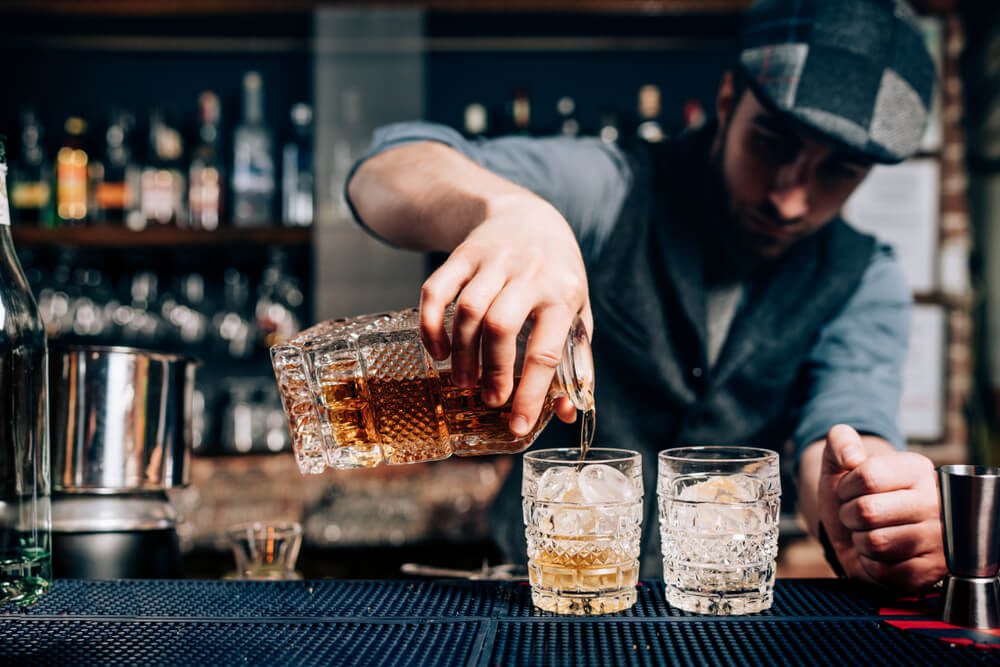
[0,0,996,579]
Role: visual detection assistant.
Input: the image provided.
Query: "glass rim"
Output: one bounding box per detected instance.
[658,446,777,464]
[938,464,1000,478]
[226,521,303,537]
[524,447,640,465]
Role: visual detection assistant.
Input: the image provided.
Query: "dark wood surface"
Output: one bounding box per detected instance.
[12,225,312,248]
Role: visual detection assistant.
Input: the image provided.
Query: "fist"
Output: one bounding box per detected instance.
[818,424,946,592]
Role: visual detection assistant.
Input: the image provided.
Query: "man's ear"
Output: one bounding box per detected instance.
[716,70,736,127]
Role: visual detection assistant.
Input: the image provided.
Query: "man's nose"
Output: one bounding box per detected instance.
[768,184,809,221]
[769,155,811,221]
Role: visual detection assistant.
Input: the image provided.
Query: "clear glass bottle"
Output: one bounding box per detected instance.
[140,110,186,228]
[0,135,53,606]
[556,96,580,138]
[92,110,140,226]
[232,71,275,227]
[281,103,313,227]
[189,91,224,231]
[271,305,594,474]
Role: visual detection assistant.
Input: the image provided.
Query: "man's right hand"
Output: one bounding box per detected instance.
[817,424,944,593]
[418,191,592,436]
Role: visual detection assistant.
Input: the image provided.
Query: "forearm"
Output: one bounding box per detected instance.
[797,435,898,536]
[346,141,538,252]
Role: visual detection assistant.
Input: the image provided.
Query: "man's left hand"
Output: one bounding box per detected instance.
[817,424,946,592]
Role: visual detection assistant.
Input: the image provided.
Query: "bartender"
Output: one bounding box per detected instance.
[345,0,946,591]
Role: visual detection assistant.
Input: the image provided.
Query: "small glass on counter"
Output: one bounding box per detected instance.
[226,521,302,581]
[522,448,643,615]
[658,446,781,615]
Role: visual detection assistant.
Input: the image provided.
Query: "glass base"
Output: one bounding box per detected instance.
[531,587,637,616]
[665,585,773,615]
[0,549,52,608]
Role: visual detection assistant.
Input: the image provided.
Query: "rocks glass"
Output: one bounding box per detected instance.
[522,448,643,615]
[658,447,780,615]
[227,521,303,580]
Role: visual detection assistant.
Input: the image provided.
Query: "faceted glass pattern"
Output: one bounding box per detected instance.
[657,447,781,615]
[522,448,643,615]
[271,307,594,473]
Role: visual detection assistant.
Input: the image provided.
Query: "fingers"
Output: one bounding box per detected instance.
[555,397,578,424]
[450,269,509,387]
[478,282,534,407]
[858,552,948,593]
[820,424,868,476]
[509,305,575,436]
[836,452,934,501]
[420,255,476,360]
[839,489,938,531]
[851,520,942,563]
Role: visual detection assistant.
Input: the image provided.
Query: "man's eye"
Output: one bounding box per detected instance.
[751,131,797,163]
[820,161,865,181]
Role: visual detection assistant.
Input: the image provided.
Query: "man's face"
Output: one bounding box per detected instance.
[715,81,873,259]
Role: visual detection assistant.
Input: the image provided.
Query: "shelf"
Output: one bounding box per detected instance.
[0,0,751,15]
[0,0,956,15]
[12,225,312,248]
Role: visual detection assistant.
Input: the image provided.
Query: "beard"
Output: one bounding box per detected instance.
[701,123,765,285]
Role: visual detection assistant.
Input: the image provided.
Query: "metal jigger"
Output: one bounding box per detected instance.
[937,465,1000,629]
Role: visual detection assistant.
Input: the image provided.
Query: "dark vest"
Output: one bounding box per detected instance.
[489,128,876,576]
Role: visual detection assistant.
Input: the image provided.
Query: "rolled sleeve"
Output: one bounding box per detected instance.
[345,121,631,265]
[792,244,912,460]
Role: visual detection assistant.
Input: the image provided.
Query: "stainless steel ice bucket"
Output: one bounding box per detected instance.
[50,344,198,493]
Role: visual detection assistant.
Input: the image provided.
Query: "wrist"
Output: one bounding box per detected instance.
[817,521,848,578]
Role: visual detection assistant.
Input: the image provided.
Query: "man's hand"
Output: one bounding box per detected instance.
[817,424,946,592]
[419,192,592,436]
[348,142,591,436]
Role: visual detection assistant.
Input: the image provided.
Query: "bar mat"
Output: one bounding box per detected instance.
[0,579,992,666]
[880,592,1000,652]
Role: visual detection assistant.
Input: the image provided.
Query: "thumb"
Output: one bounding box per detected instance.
[821,424,869,476]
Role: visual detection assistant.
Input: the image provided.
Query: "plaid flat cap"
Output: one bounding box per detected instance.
[739,0,936,164]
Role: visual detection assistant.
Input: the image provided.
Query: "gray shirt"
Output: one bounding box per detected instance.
[350,121,911,455]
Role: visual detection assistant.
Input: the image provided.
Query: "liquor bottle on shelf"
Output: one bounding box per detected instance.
[281,103,314,228]
[189,91,224,231]
[636,84,665,144]
[556,96,580,138]
[510,87,531,135]
[10,110,53,227]
[215,268,253,359]
[599,110,621,145]
[0,135,53,606]
[56,116,89,225]
[92,111,140,226]
[140,110,186,228]
[463,103,488,139]
[254,249,303,348]
[232,71,275,227]
[683,99,707,131]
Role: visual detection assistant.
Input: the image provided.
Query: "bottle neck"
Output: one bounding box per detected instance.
[0,164,11,228]
[244,89,263,126]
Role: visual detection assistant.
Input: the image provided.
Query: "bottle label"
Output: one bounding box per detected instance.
[11,182,52,210]
[95,182,129,210]
[0,168,10,226]
[57,147,88,221]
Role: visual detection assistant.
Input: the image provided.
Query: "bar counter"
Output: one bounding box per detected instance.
[0,578,991,665]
